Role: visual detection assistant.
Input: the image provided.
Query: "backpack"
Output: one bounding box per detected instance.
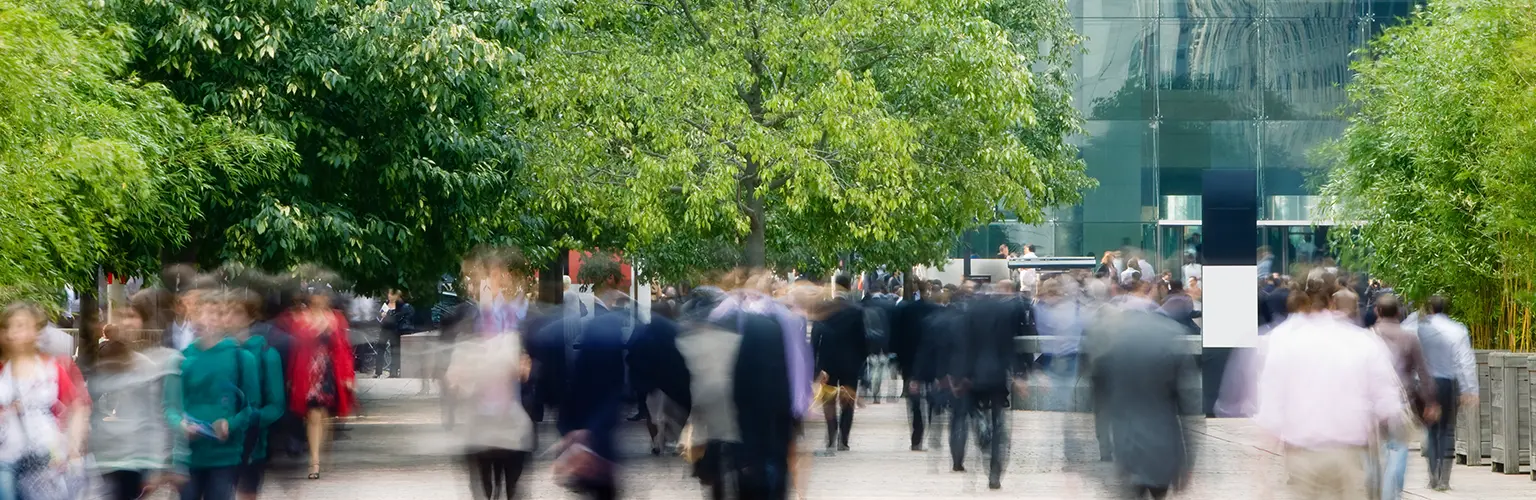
[233,343,271,464]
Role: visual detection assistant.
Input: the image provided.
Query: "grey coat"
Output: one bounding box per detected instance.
[1085,309,1200,488]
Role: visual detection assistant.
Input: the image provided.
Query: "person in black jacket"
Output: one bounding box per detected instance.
[891,281,939,450]
[949,280,1032,490]
[811,275,866,452]
[377,289,415,378]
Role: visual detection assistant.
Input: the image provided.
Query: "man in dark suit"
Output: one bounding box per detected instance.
[812,274,866,452]
[1085,304,1200,499]
[891,281,939,450]
[950,280,1033,489]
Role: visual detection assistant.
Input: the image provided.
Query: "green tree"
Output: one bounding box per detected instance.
[0,0,290,305]
[1321,0,1536,350]
[513,0,1093,272]
[110,0,563,294]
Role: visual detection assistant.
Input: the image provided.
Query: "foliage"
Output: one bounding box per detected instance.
[1320,0,1536,350]
[512,0,1093,273]
[109,0,565,295]
[0,0,290,305]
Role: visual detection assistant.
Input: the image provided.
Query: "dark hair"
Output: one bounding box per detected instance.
[228,288,264,320]
[1375,293,1401,319]
[834,274,852,290]
[1027,244,1038,253]
[1286,268,1339,314]
[1427,295,1448,315]
[1168,280,1185,293]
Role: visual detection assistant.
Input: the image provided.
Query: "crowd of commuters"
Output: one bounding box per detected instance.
[0,245,1488,500]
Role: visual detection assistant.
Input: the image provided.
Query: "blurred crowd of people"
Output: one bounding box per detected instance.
[0,247,1481,500]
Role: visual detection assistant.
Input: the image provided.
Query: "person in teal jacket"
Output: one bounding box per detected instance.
[177,290,260,500]
[226,289,287,500]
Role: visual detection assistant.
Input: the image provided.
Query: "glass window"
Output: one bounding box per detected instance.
[1265,0,1367,19]
[1160,0,1262,19]
[1070,0,1158,18]
[1261,120,1347,197]
[1261,18,1357,120]
[1079,121,1156,224]
[1075,19,1157,120]
[1158,120,1260,171]
[1155,19,1262,121]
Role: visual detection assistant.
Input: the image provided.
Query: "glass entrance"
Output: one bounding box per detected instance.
[1157,223,1203,283]
[1257,225,1335,278]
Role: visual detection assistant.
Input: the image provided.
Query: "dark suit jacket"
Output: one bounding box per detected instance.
[812,297,866,386]
[1085,309,1199,488]
[953,295,1032,394]
[891,299,937,379]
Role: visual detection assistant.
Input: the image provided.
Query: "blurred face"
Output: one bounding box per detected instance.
[177,291,202,320]
[2,312,42,354]
[307,292,331,311]
[388,289,403,302]
[194,300,224,336]
[106,309,146,343]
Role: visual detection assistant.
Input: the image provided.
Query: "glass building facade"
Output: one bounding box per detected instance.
[960,0,1423,278]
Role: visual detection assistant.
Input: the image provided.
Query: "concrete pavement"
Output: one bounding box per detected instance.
[237,378,1535,499]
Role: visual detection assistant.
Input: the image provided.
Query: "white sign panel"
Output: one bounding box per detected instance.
[1200,265,1260,348]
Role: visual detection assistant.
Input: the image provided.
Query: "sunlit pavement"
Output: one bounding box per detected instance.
[227,378,1535,500]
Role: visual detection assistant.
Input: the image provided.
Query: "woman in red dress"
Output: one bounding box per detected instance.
[279,286,355,480]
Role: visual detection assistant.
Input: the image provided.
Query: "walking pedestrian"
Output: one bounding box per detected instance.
[1084,302,1199,499]
[1414,295,1477,492]
[811,274,866,453]
[446,248,536,500]
[376,289,415,379]
[177,292,261,500]
[1,301,91,500]
[1367,294,1438,500]
[277,284,356,481]
[223,290,287,500]
[88,298,187,500]
[1255,270,1404,500]
[949,280,1031,489]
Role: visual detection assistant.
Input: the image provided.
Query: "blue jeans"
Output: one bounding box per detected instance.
[0,463,15,500]
[1379,438,1409,500]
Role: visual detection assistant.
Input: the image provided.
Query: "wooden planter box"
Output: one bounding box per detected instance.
[1528,355,1536,482]
[1457,350,1494,465]
[1489,352,1530,474]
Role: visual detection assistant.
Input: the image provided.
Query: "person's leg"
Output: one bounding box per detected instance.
[949,393,970,471]
[1381,437,1409,500]
[306,408,328,478]
[907,380,925,450]
[837,385,855,450]
[870,357,884,404]
[986,397,1008,489]
[388,330,403,378]
[1425,378,1457,490]
[179,468,208,500]
[464,449,492,500]
[1145,486,1170,500]
[203,467,241,500]
[503,450,530,500]
[822,395,838,451]
[236,461,267,500]
[101,470,145,500]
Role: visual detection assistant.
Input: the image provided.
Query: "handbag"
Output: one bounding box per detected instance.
[7,361,90,500]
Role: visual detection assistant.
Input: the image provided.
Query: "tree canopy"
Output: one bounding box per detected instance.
[109,0,564,294]
[1321,0,1536,350]
[513,0,1093,278]
[0,0,290,304]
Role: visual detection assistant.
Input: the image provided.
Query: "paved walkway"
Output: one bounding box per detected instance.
[241,379,1535,499]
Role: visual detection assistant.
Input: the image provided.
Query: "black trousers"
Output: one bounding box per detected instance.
[179,466,239,500]
[1424,377,1459,488]
[102,470,147,500]
[376,330,402,377]
[465,448,530,500]
[823,385,856,448]
[950,391,1009,483]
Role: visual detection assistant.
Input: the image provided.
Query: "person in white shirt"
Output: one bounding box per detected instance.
[1180,254,1202,282]
[1256,270,1404,500]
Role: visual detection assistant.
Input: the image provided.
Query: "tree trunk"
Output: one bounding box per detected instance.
[538,250,568,305]
[745,199,767,269]
[77,288,101,366]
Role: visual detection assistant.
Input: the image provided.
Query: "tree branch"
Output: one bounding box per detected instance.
[676,0,710,44]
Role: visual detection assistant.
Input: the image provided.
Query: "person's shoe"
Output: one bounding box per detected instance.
[951,464,965,473]
[987,479,1001,490]
[627,413,647,422]
[837,444,851,452]
[910,444,923,452]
